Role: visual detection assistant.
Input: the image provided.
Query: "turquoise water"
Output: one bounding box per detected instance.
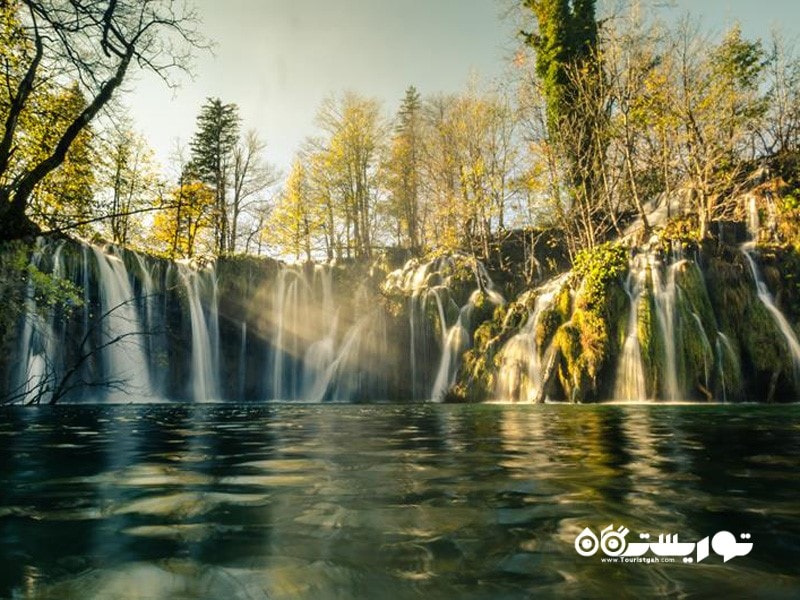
[1,403,799,599]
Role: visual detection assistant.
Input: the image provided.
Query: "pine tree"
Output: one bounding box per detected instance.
[388,86,423,254]
[189,98,240,255]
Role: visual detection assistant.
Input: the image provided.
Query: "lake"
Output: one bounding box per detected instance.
[1,403,799,599]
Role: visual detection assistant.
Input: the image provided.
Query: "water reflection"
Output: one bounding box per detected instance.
[0,404,799,598]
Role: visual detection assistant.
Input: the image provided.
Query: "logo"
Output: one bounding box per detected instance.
[574,525,753,564]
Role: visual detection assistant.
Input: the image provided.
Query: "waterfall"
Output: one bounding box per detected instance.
[263,263,390,402]
[306,300,388,403]
[746,195,760,240]
[431,296,471,402]
[178,263,220,402]
[131,251,161,392]
[14,240,60,404]
[651,256,682,401]
[302,319,337,401]
[690,311,714,393]
[4,235,798,404]
[386,254,503,401]
[238,321,247,399]
[270,269,288,399]
[12,240,160,403]
[91,246,152,401]
[613,257,647,401]
[391,258,445,399]
[495,274,569,403]
[715,332,738,403]
[742,245,800,382]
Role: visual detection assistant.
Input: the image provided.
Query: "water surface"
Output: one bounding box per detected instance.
[1,403,799,599]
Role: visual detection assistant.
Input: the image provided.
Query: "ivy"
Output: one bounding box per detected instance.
[573,242,628,311]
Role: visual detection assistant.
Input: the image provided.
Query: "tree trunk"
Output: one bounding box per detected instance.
[0,197,40,241]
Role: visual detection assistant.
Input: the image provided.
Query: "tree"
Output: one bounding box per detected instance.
[229,129,277,253]
[189,97,240,255]
[415,85,520,258]
[268,157,323,261]
[522,0,598,134]
[668,22,767,237]
[760,32,800,157]
[152,174,215,259]
[25,83,98,232]
[421,94,462,251]
[521,0,606,249]
[99,122,161,246]
[315,92,386,259]
[0,0,203,241]
[387,86,424,254]
[304,141,341,260]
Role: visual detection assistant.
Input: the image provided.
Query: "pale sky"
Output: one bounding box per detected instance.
[123,0,800,176]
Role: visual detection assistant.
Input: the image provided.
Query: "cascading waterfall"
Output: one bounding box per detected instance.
[386,253,503,401]
[14,240,60,404]
[7,240,408,404]
[651,256,682,401]
[131,252,161,386]
[742,245,800,381]
[495,274,568,403]
[690,311,714,392]
[4,234,799,404]
[306,289,389,403]
[715,332,738,403]
[238,321,247,399]
[390,258,447,399]
[742,198,800,384]
[430,293,473,402]
[91,246,152,401]
[613,256,647,401]
[178,263,220,402]
[263,263,392,402]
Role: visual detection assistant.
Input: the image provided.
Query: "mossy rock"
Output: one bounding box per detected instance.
[470,290,498,330]
[535,306,561,351]
[674,261,718,337]
[637,287,666,399]
[449,348,497,403]
[554,309,608,403]
[742,299,792,374]
[676,294,715,399]
[472,321,496,352]
[500,300,530,332]
[714,332,744,402]
[705,255,750,334]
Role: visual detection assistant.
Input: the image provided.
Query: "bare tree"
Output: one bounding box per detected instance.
[229,129,278,253]
[0,0,205,241]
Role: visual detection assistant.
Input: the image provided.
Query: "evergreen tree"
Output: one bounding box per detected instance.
[388,86,423,254]
[189,97,241,255]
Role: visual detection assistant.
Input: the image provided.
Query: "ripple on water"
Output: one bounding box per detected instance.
[0,403,798,599]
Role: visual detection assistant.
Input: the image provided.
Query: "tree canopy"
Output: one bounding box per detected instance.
[0,0,203,240]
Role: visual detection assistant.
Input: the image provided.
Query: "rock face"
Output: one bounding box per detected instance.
[455,240,800,404]
[1,233,799,404]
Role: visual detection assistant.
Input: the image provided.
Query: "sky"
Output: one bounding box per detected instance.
[124,0,800,177]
